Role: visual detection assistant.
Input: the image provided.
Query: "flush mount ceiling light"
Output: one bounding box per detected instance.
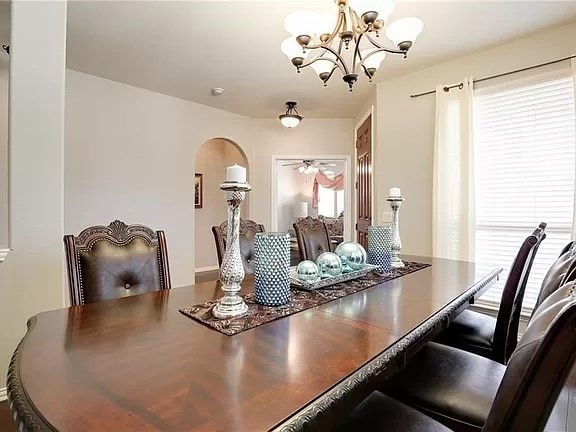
[279,101,303,128]
[281,0,423,91]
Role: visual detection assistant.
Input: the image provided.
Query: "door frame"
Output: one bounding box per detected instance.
[270,154,353,240]
[354,105,375,241]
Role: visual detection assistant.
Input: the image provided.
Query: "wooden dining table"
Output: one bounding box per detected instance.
[7,256,506,432]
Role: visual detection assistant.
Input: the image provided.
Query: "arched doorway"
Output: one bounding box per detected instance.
[194,138,249,276]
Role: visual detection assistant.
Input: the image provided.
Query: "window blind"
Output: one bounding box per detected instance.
[474,71,576,312]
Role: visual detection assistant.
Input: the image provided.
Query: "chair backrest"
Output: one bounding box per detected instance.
[64,220,171,306]
[532,241,576,314]
[493,223,546,363]
[483,282,576,432]
[293,216,332,262]
[558,240,574,257]
[318,215,344,239]
[211,219,265,275]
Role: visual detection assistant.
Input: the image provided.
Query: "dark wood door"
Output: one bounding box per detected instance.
[356,115,372,248]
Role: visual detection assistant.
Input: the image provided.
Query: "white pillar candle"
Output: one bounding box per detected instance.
[389,187,402,197]
[226,164,247,183]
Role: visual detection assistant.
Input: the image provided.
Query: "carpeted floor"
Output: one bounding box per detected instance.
[0,400,15,432]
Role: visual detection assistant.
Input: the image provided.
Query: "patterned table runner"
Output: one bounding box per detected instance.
[180,261,430,336]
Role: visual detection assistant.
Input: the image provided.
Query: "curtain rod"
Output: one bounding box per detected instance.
[409,54,576,98]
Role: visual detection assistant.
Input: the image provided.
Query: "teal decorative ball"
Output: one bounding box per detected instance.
[296,260,320,283]
[335,241,366,271]
[316,252,342,278]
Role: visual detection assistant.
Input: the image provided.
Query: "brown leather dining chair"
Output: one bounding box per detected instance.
[293,216,332,262]
[211,218,265,275]
[337,281,576,432]
[531,240,576,315]
[435,223,546,364]
[64,220,171,306]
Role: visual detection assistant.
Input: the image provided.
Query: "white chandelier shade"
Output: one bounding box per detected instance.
[310,54,337,76]
[360,49,386,70]
[280,0,423,90]
[283,10,320,38]
[281,37,309,60]
[386,17,425,47]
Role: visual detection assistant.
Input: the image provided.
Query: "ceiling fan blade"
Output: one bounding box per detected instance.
[317,163,336,166]
[282,163,303,166]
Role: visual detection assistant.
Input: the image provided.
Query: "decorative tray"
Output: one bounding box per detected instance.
[290,264,379,291]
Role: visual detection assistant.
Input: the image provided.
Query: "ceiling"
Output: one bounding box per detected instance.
[5,1,576,118]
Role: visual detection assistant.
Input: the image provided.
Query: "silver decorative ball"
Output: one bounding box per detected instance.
[316,252,342,278]
[357,243,367,263]
[296,260,320,283]
[335,241,366,271]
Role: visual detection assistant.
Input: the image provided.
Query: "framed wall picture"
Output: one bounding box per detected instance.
[195,173,203,209]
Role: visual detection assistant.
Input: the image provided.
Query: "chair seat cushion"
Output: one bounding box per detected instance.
[381,342,506,431]
[335,391,452,432]
[436,309,496,359]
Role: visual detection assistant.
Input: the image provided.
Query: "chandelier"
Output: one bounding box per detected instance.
[279,101,303,128]
[281,0,423,91]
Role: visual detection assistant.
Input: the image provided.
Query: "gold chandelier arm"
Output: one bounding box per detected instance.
[351,31,364,72]
[350,8,369,34]
[304,4,346,50]
[364,33,407,55]
[298,50,346,75]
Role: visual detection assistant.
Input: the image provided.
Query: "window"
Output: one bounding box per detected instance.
[317,186,344,218]
[474,70,576,312]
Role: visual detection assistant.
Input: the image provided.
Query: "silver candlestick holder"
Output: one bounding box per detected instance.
[212,181,251,319]
[387,195,405,269]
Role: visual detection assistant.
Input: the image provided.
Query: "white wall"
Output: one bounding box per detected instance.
[252,119,354,235]
[64,70,256,288]
[0,52,8,248]
[375,21,576,256]
[194,139,245,270]
[0,0,67,390]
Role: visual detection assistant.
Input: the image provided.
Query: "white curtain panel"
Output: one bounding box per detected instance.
[571,58,576,240]
[432,77,475,261]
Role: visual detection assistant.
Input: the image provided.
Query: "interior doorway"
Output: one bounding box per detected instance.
[271,155,352,249]
[194,138,248,272]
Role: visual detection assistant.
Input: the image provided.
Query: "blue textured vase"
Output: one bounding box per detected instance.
[254,233,291,306]
[367,226,392,273]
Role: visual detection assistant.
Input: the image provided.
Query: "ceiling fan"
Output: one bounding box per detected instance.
[282,159,336,174]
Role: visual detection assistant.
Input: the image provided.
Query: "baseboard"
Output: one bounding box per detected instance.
[195,265,219,273]
[0,387,6,402]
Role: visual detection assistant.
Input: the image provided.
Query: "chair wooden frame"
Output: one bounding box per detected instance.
[64,220,171,306]
[493,223,546,362]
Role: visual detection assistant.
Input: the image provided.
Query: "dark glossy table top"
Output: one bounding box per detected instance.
[11,256,501,432]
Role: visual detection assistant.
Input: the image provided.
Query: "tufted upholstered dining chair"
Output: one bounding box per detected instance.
[64,220,171,306]
[435,223,546,364]
[337,281,576,432]
[293,216,332,262]
[211,219,265,275]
